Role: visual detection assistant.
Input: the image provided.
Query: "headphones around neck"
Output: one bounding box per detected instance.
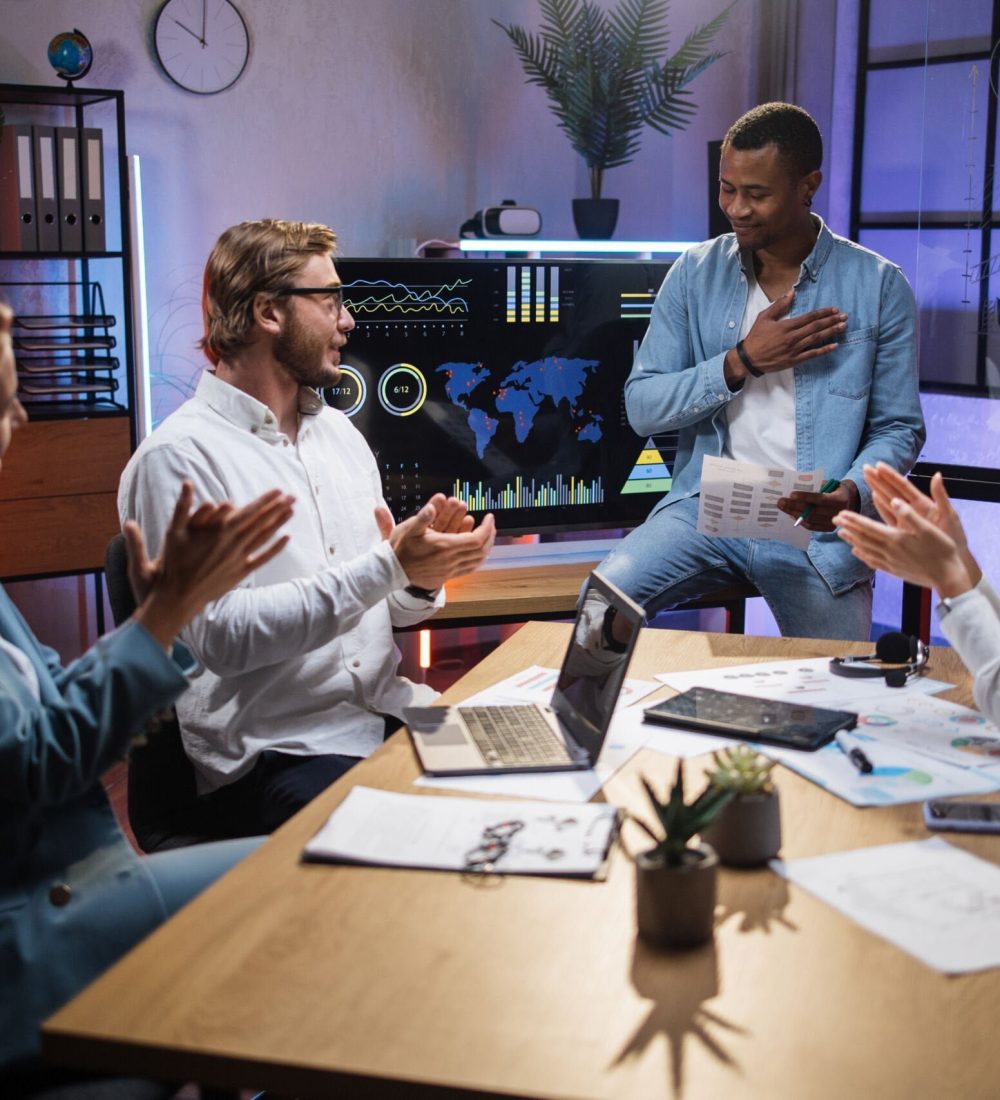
[829,631,928,688]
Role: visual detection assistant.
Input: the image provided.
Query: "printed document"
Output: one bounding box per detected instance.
[774,837,1000,974]
[697,455,823,549]
[304,786,618,878]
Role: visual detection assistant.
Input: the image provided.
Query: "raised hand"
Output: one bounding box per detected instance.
[740,291,847,375]
[833,500,973,598]
[375,495,496,591]
[130,483,294,649]
[860,463,980,586]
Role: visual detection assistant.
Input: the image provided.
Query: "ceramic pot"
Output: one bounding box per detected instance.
[635,842,718,948]
[701,790,781,867]
[572,198,619,239]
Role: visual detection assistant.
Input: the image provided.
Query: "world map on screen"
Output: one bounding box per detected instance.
[437,357,602,459]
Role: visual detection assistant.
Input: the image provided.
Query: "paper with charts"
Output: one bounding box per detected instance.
[764,732,999,807]
[773,838,1000,974]
[696,455,822,549]
[658,656,953,712]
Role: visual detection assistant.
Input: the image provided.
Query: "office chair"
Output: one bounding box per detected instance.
[104,534,238,852]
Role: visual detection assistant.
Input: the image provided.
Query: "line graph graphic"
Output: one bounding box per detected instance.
[343,278,472,321]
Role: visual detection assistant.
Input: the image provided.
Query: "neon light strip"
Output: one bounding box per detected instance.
[460,239,696,254]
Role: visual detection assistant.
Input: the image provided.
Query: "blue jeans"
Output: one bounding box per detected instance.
[598,496,873,641]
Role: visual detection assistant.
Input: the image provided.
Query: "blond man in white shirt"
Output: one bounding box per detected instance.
[119,219,495,833]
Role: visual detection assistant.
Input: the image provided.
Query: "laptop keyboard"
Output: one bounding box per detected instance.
[461,705,575,767]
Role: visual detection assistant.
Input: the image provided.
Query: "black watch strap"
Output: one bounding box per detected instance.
[405,584,438,601]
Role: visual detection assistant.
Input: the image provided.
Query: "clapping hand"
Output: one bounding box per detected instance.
[130,482,294,648]
[833,464,978,598]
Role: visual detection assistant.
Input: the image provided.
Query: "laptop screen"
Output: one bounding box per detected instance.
[551,572,645,759]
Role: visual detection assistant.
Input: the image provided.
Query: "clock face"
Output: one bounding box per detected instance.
[154,0,249,94]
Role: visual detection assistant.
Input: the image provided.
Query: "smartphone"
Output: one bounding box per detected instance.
[923,799,1000,833]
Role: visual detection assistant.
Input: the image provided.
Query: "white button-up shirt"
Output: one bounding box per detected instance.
[118,372,441,792]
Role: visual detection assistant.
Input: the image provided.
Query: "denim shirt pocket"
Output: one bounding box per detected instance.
[825,324,878,399]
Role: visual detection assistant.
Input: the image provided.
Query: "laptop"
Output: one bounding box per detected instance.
[404,571,645,776]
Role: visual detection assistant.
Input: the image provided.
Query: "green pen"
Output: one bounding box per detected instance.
[793,477,841,528]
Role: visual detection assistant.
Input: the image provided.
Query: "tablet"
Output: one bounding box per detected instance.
[643,686,857,750]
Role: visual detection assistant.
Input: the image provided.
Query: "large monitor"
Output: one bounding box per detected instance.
[327,258,676,535]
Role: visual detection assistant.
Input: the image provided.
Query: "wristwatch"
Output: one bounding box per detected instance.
[405,585,439,601]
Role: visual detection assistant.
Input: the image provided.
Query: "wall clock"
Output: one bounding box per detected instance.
[154,0,249,95]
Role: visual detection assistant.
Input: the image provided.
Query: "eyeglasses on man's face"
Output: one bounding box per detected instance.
[272,284,346,315]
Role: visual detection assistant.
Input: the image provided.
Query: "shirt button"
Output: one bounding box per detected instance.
[352,659,361,668]
[328,544,335,554]
[728,321,736,328]
[250,426,259,434]
[49,883,72,907]
[282,439,289,447]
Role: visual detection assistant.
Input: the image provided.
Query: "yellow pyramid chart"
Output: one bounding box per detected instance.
[621,439,672,495]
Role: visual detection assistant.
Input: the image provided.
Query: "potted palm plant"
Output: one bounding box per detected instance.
[701,744,781,867]
[494,0,735,238]
[633,761,733,948]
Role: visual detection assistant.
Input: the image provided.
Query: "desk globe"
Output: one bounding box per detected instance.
[48,29,93,85]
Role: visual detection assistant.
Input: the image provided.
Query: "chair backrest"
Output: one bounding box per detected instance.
[104,534,229,852]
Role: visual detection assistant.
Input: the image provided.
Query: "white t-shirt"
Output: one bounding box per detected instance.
[722,276,797,470]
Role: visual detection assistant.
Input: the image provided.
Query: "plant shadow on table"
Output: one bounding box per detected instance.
[611,873,795,1093]
[716,867,797,936]
[612,938,745,1095]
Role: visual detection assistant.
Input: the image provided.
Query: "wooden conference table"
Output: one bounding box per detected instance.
[45,625,1000,1099]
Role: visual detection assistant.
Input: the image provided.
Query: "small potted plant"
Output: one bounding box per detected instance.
[633,761,733,948]
[700,745,781,867]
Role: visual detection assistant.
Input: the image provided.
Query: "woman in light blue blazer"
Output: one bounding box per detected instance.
[0,305,294,1086]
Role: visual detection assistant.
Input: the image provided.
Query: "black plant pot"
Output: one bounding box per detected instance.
[635,843,718,949]
[573,198,619,240]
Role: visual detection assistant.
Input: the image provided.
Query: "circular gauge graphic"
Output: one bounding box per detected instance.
[951,736,1000,757]
[322,366,367,417]
[378,363,427,416]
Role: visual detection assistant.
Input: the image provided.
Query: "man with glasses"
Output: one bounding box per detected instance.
[119,219,496,834]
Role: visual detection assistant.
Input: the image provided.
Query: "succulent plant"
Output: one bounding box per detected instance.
[705,744,776,796]
[635,761,733,866]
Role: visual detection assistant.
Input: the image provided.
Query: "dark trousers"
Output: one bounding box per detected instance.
[203,717,401,835]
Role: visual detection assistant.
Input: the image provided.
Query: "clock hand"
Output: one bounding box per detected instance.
[201,0,207,46]
[172,17,205,45]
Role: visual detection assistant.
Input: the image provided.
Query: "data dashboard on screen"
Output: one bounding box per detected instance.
[326,258,677,535]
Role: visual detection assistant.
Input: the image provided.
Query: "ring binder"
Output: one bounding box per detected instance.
[0,123,38,251]
[81,128,105,252]
[32,126,59,251]
[55,126,82,252]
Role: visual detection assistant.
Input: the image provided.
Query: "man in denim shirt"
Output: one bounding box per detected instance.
[598,103,924,640]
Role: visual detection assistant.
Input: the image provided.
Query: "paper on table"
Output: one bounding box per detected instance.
[413,666,659,802]
[849,693,1000,771]
[773,837,1000,974]
[764,732,1000,807]
[658,656,953,711]
[304,786,619,878]
[697,455,822,549]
